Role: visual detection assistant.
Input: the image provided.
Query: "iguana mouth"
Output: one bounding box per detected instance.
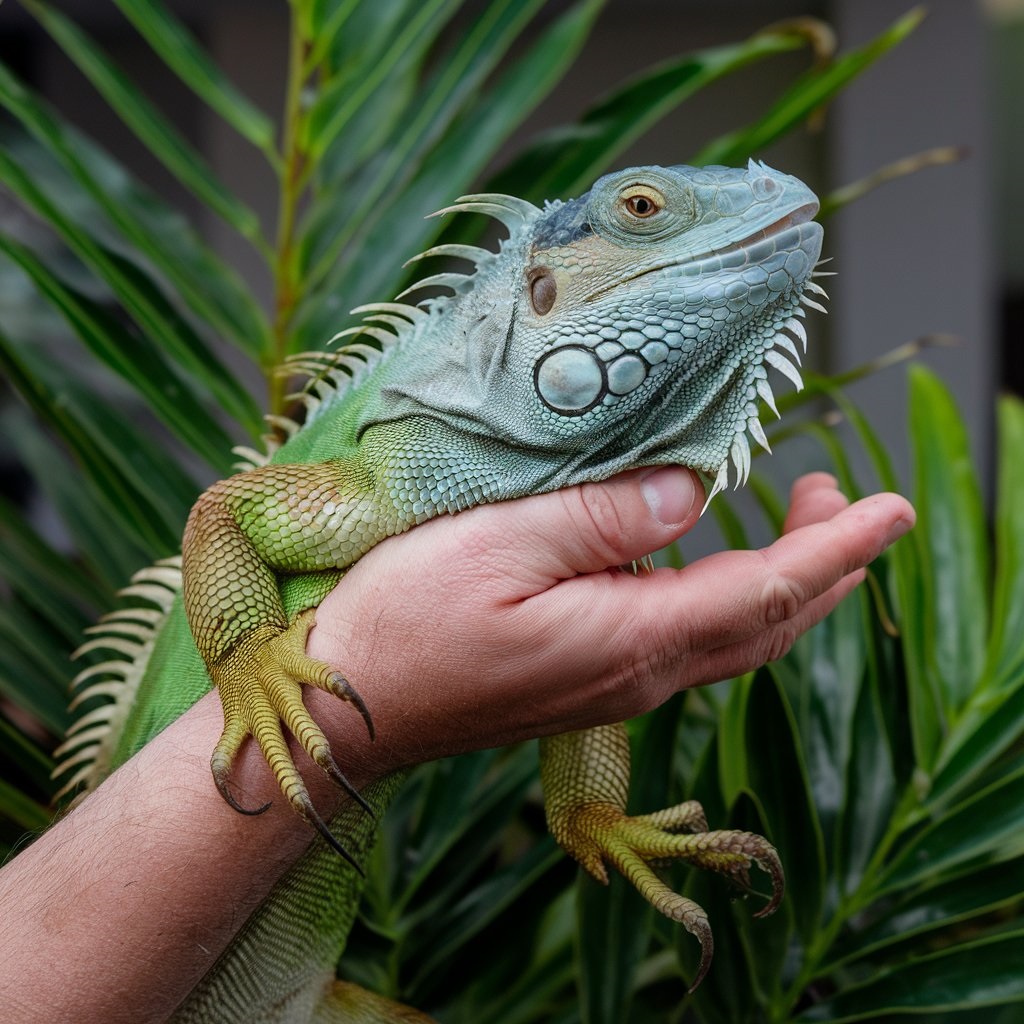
[586,201,820,301]
[714,201,819,258]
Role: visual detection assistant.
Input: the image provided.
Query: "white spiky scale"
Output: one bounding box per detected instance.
[396,272,472,301]
[784,317,807,352]
[363,314,415,334]
[69,681,126,710]
[102,606,166,626]
[71,660,128,689]
[265,414,300,438]
[349,301,426,322]
[50,744,102,771]
[701,460,731,516]
[428,201,527,230]
[806,280,829,298]
[329,325,400,348]
[730,432,752,487]
[83,620,155,643]
[801,295,828,315]
[773,333,802,364]
[53,764,95,803]
[71,635,145,659]
[748,416,771,453]
[53,725,110,757]
[763,349,805,391]
[404,243,491,268]
[756,378,780,419]
[232,446,267,472]
[454,192,541,220]
[65,704,123,735]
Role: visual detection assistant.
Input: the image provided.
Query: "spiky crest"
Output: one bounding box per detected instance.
[52,557,183,803]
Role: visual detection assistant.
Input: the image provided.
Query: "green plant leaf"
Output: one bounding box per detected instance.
[0,777,51,833]
[797,929,1024,1022]
[109,0,278,158]
[0,232,235,469]
[827,857,1024,969]
[0,145,261,433]
[20,0,268,250]
[693,7,925,166]
[0,66,271,354]
[878,762,1024,894]
[907,365,989,717]
[303,0,460,161]
[4,410,150,588]
[488,26,808,202]
[983,395,1024,690]
[0,328,193,553]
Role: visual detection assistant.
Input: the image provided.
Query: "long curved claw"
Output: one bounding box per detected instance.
[328,673,375,741]
[296,791,364,875]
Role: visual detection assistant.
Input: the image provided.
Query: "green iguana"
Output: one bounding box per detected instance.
[54,160,826,1021]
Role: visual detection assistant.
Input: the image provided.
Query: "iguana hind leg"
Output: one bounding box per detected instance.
[540,723,783,990]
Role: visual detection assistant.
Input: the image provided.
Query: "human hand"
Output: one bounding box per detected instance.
[307,468,914,775]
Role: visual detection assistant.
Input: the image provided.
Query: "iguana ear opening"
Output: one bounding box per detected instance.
[529,268,557,315]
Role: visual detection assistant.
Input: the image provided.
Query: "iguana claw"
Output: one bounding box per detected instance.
[209,608,376,857]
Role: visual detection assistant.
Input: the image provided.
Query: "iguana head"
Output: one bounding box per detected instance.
[327,161,824,503]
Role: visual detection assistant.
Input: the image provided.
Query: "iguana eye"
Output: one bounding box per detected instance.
[626,195,658,217]
[621,186,664,219]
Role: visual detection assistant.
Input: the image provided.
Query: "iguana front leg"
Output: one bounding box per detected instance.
[182,458,396,860]
[540,724,783,989]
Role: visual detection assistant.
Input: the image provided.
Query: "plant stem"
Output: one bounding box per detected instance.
[269,6,310,416]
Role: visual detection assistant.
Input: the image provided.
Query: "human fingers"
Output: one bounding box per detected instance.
[511,491,912,718]
[783,472,850,533]
[435,465,705,597]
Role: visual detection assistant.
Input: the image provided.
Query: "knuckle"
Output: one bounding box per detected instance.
[761,623,800,664]
[564,483,629,566]
[758,559,810,625]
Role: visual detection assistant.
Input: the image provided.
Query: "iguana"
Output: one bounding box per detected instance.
[54,160,825,1021]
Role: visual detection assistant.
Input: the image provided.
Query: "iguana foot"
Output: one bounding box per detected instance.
[209,609,375,867]
[541,723,782,990]
[550,797,783,990]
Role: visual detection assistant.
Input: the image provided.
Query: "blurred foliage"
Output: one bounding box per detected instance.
[3,2,1021,1021]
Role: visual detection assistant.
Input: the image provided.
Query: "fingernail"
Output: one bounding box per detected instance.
[641,467,697,525]
[885,515,914,546]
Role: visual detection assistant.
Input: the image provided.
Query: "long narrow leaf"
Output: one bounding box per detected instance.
[0,146,261,433]
[0,65,271,354]
[0,329,192,553]
[489,28,808,202]
[693,8,925,166]
[797,930,1024,1022]
[0,233,235,469]
[293,0,607,347]
[19,0,268,251]
[110,0,278,159]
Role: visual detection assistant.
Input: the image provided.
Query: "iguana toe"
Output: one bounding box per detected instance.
[209,609,375,857]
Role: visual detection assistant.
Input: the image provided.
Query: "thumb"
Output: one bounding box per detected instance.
[472,466,703,587]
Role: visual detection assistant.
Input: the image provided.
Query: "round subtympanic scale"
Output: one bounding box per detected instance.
[606,354,647,395]
[536,346,605,413]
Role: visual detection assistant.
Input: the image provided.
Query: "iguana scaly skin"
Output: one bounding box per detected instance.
[55,161,825,1020]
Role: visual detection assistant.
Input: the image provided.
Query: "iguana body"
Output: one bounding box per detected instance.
[56,161,824,1020]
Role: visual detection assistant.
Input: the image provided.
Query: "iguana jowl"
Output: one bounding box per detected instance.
[58,160,825,1018]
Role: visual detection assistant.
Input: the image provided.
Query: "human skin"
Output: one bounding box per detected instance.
[0,468,914,1023]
